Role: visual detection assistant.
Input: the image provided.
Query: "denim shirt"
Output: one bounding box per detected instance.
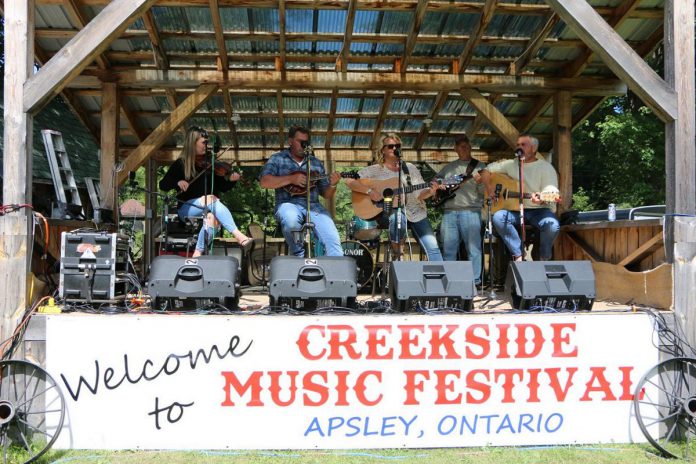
[259,149,330,214]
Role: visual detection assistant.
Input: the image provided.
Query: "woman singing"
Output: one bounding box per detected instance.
[159,126,252,257]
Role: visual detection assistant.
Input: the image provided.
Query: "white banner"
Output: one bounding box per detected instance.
[45,313,656,449]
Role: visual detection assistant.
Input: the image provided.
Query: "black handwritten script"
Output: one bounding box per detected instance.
[60,335,252,429]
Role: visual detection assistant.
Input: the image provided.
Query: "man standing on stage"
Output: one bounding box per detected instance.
[436,134,487,284]
[259,125,343,257]
[482,134,560,262]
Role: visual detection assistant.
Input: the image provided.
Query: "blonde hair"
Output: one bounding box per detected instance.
[376,133,403,165]
[180,127,207,179]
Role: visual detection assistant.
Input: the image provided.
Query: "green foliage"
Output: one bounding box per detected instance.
[571,186,594,212]
[572,95,665,210]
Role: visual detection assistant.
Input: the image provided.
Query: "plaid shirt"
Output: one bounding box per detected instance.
[259,149,331,214]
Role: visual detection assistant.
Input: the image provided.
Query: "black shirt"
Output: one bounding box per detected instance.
[159,159,236,202]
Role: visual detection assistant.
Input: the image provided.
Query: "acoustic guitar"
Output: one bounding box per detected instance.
[284,171,360,196]
[351,175,465,220]
[490,173,561,213]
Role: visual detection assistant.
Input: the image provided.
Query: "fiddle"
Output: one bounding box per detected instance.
[196,154,235,178]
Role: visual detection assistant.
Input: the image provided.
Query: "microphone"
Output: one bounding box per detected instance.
[213,134,222,154]
[514,148,524,157]
[301,141,314,157]
[382,188,394,217]
[393,147,401,158]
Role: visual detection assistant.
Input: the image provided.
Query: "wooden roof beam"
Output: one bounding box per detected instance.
[24,0,157,114]
[400,0,429,73]
[63,0,110,69]
[111,69,628,96]
[371,91,394,154]
[460,88,518,149]
[276,90,285,149]
[142,10,180,115]
[457,0,496,74]
[117,84,218,185]
[325,89,339,149]
[336,0,357,72]
[278,0,287,77]
[414,91,448,150]
[548,0,676,122]
[508,14,560,76]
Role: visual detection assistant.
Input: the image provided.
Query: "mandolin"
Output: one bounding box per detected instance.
[284,170,360,196]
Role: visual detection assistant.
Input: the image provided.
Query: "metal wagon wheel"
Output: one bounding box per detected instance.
[633,357,696,458]
[0,360,66,464]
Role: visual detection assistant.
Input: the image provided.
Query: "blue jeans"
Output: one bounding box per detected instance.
[441,209,483,283]
[492,208,560,260]
[179,198,240,252]
[276,202,343,257]
[388,211,443,261]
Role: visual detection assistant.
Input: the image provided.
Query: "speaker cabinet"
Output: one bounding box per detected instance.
[506,260,595,311]
[268,256,357,311]
[148,255,240,310]
[389,261,476,312]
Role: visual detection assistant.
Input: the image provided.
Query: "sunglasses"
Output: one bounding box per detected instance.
[383,143,401,150]
[190,126,209,140]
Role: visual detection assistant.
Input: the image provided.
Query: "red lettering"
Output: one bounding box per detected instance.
[403,370,429,405]
[551,323,578,357]
[354,371,383,406]
[221,371,264,406]
[398,325,426,359]
[497,324,511,358]
[302,371,329,406]
[580,367,617,401]
[465,369,490,404]
[546,367,577,401]
[618,366,637,400]
[495,369,524,402]
[334,370,350,405]
[296,325,326,360]
[465,324,490,359]
[365,325,394,360]
[526,368,541,402]
[268,371,298,407]
[428,325,459,359]
[327,325,361,360]
[516,324,543,358]
[434,370,462,404]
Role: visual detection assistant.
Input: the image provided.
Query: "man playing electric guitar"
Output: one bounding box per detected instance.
[435,134,487,285]
[345,133,444,261]
[480,134,560,262]
[258,125,343,257]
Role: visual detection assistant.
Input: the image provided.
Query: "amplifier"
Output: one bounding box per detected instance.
[268,256,357,311]
[59,231,130,303]
[389,261,476,312]
[148,255,240,310]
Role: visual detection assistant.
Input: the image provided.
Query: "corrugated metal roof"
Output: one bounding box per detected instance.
[27,0,664,163]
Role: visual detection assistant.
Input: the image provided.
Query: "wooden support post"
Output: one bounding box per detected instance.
[100,82,120,215]
[553,90,572,214]
[144,158,157,272]
[664,0,696,263]
[674,217,696,349]
[1,0,35,352]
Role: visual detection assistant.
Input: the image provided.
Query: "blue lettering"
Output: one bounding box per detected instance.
[460,415,477,434]
[545,413,563,432]
[346,416,362,437]
[327,417,345,436]
[381,416,396,436]
[437,415,457,435]
[304,417,324,437]
[363,416,379,436]
[400,415,418,436]
[496,414,515,434]
[480,414,499,434]
[437,412,565,436]
[518,413,534,432]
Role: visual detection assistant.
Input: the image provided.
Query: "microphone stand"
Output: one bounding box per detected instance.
[300,144,315,258]
[516,150,526,259]
[480,183,503,309]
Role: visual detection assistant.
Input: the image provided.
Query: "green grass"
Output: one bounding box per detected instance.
[6,444,689,464]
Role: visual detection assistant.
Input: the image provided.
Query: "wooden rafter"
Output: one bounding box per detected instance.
[117,84,218,185]
[142,10,180,114]
[63,0,110,69]
[336,0,358,72]
[400,0,429,73]
[460,88,518,148]
[457,0,496,74]
[277,91,285,149]
[371,91,394,153]
[278,0,286,77]
[325,88,339,149]
[414,91,448,149]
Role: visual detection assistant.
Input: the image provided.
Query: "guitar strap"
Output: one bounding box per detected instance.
[464,158,479,178]
[400,161,412,187]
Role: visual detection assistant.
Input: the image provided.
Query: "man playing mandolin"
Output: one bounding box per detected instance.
[435,134,487,284]
[345,133,444,261]
[259,125,343,257]
[480,134,560,262]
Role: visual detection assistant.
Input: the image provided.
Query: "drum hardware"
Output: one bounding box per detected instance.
[341,240,375,291]
[350,215,381,242]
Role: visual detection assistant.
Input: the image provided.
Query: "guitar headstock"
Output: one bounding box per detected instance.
[539,191,562,203]
[341,171,361,179]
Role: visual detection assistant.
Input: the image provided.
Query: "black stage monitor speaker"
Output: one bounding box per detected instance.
[148,255,240,310]
[268,256,357,311]
[506,260,595,311]
[389,261,476,312]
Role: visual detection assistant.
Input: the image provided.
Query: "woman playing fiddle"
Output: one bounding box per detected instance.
[159,126,252,257]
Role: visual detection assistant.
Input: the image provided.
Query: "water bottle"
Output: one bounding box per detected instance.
[608,203,616,222]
